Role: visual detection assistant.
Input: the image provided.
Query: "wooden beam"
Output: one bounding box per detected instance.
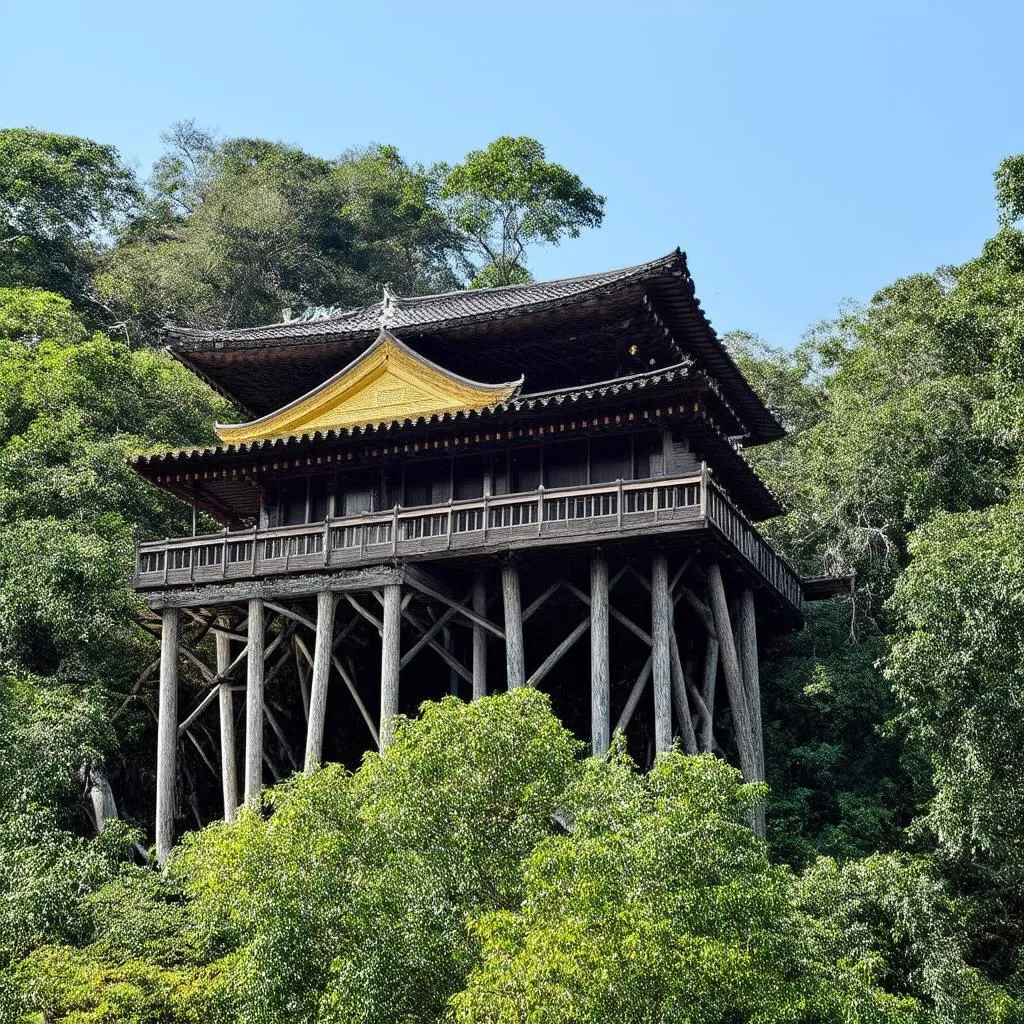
[380,584,402,747]
[294,633,380,747]
[502,562,525,689]
[522,579,563,623]
[614,654,653,735]
[266,600,316,632]
[398,593,466,670]
[562,574,649,647]
[405,569,505,638]
[147,565,406,610]
[472,571,488,700]
[264,703,299,772]
[216,617,237,823]
[346,593,383,633]
[155,607,179,866]
[400,605,472,685]
[591,552,610,756]
[331,652,380,749]
[244,598,265,807]
[651,554,672,756]
[304,591,336,773]
[677,583,717,638]
[528,617,590,689]
[177,685,219,738]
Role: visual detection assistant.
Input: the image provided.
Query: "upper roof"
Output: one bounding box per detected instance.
[163,250,785,446]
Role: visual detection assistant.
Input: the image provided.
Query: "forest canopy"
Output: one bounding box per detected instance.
[0,122,1022,1022]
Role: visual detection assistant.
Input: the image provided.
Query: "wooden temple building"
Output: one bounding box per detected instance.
[132,250,834,863]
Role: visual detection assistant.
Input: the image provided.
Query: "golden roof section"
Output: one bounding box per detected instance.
[215,330,523,445]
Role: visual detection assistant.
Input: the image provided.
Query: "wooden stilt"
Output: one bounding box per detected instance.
[706,563,760,791]
[304,590,336,773]
[590,551,610,756]
[442,625,459,696]
[651,553,673,756]
[668,631,699,755]
[155,607,179,865]
[216,616,237,823]
[472,571,488,700]
[501,561,525,689]
[699,636,719,753]
[380,583,402,747]
[244,598,264,808]
[738,587,766,820]
[741,593,765,774]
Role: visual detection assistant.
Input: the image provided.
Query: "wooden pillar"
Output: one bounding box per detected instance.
[699,636,719,753]
[668,632,699,755]
[590,551,610,756]
[304,590,336,773]
[738,588,764,780]
[216,617,237,823]
[244,598,264,807]
[155,607,179,865]
[707,563,759,789]
[501,561,525,689]
[380,583,402,747]
[472,571,488,700]
[651,553,672,755]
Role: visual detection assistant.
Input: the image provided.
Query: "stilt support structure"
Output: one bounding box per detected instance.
[590,552,610,756]
[216,617,237,822]
[304,590,336,772]
[380,583,402,747]
[155,607,179,865]
[651,553,673,755]
[472,571,488,700]
[244,598,265,808]
[502,561,525,689]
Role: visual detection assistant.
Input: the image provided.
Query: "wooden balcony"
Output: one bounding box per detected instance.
[134,472,803,612]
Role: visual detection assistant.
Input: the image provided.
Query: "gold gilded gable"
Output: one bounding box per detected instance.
[215,331,522,445]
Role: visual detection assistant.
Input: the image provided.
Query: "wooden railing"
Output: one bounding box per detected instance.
[135,472,802,610]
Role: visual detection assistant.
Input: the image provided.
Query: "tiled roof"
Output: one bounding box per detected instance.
[164,253,679,346]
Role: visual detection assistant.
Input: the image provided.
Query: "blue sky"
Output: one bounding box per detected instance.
[4,0,1022,347]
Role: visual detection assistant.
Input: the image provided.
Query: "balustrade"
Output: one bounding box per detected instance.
[135,473,802,611]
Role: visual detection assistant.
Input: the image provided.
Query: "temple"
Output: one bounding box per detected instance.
[132,249,839,862]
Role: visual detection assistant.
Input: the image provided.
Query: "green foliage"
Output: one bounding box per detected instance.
[452,748,902,1024]
[440,136,604,286]
[0,129,140,308]
[7,693,925,1024]
[886,501,1024,876]
[763,604,913,864]
[97,125,466,339]
[801,854,1020,1023]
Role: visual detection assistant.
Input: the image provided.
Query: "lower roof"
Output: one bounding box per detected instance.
[133,364,784,524]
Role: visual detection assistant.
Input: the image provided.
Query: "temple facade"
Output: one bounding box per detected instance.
[132,250,836,863]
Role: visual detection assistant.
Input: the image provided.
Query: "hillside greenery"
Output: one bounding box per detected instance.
[0,123,1022,1021]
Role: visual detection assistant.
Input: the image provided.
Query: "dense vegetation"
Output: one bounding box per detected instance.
[0,123,1022,1021]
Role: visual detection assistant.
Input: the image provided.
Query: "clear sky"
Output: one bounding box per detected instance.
[3,0,1022,347]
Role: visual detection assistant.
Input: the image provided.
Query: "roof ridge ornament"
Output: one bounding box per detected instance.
[380,283,398,329]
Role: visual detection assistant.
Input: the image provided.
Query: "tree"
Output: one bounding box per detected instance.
[439,136,604,287]
[0,130,140,310]
[7,692,925,1024]
[97,126,464,340]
